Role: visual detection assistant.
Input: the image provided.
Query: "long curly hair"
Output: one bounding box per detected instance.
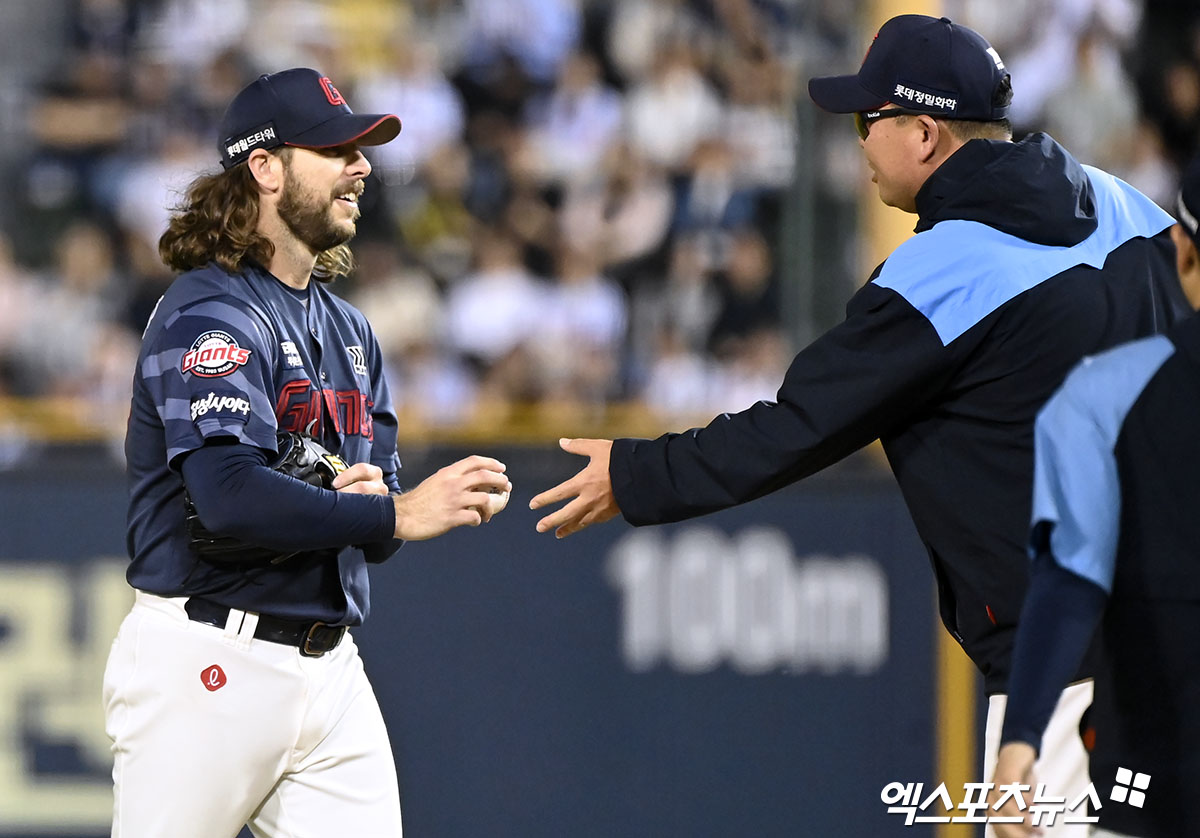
[158,151,353,281]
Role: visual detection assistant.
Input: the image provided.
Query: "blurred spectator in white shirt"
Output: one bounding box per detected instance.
[1119,119,1179,209]
[624,40,723,173]
[16,221,137,408]
[445,226,547,388]
[524,49,623,186]
[138,0,251,72]
[721,55,796,190]
[534,245,628,405]
[639,327,713,422]
[1039,28,1139,172]
[348,240,446,366]
[559,142,674,271]
[112,127,212,255]
[346,239,477,426]
[606,0,715,85]
[461,0,581,85]
[708,327,791,413]
[356,38,466,185]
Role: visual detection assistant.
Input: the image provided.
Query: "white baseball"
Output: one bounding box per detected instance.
[484,488,510,517]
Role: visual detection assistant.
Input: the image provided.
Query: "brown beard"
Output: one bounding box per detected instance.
[276,167,356,253]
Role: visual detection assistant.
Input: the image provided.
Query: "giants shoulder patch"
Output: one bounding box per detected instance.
[182,330,252,378]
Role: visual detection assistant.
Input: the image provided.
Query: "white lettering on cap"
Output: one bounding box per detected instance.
[892,84,957,112]
[225,124,278,160]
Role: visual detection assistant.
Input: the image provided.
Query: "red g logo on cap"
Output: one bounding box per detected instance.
[319,77,346,106]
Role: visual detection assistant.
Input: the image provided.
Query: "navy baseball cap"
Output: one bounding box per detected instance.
[218,68,401,169]
[1177,155,1200,247]
[808,15,1010,120]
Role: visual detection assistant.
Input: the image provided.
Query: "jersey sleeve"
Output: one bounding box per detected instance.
[610,281,957,524]
[1029,335,1175,592]
[139,295,280,467]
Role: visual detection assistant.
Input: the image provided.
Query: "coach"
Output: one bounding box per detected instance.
[530,15,1191,833]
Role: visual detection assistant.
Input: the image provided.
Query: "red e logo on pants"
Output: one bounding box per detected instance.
[201,665,227,692]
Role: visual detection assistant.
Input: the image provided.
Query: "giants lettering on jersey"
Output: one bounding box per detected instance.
[276,379,374,440]
[182,331,252,378]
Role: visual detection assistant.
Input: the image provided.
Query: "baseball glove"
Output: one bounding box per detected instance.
[184,432,349,565]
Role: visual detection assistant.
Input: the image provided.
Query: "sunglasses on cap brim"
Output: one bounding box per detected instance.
[854,107,931,140]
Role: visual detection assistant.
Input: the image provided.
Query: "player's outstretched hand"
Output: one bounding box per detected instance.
[529,438,620,539]
[393,455,511,540]
[988,742,1042,837]
[332,462,389,495]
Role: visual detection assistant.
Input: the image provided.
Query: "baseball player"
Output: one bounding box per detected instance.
[990,155,1200,837]
[529,15,1192,834]
[105,68,510,838]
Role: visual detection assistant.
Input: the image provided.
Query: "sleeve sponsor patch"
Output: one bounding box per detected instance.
[190,391,253,422]
[182,330,253,378]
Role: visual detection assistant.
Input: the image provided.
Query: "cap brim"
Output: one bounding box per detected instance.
[286,113,402,150]
[808,74,888,114]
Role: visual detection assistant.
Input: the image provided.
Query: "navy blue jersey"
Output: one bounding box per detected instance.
[609,134,1191,692]
[1012,313,1200,834]
[125,262,400,624]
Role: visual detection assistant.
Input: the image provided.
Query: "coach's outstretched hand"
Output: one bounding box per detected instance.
[393,455,511,540]
[530,438,620,539]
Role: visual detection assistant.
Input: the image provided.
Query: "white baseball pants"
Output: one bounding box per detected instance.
[984,679,1094,838]
[103,591,402,838]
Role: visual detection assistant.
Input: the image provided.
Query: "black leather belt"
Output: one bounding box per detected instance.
[184,597,346,657]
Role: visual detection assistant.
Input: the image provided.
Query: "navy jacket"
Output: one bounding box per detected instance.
[610,134,1190,692]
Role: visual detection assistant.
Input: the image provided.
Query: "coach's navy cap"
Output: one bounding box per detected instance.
[218,68,401,169]
[1178,155,1200,247]
[808,15,1010,120]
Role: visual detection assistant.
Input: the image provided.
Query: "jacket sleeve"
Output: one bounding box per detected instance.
[610,280,957,525]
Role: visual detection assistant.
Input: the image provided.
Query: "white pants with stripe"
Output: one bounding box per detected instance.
[103,591,402,838]
[983,680,1094,838]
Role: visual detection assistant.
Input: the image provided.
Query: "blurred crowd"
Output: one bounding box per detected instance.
[0,0,1198,436]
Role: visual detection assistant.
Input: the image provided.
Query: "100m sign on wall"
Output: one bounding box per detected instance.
[606,526,889,675]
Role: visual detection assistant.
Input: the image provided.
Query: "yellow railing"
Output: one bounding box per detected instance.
[0,397,895,478]
[0,397,711,446]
